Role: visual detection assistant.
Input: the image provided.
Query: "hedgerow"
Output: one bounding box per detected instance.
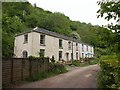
[97,55,120,89]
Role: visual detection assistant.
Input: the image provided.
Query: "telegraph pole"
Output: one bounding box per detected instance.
[72,41,73,64]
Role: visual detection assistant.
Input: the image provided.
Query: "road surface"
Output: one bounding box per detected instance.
[15,64,100,88]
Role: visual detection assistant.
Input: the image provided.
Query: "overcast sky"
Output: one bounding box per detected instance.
[27,0,115,26]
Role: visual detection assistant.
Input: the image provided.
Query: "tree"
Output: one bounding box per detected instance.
[97,0,120,60]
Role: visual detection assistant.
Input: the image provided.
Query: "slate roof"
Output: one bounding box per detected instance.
[16,27,93,46]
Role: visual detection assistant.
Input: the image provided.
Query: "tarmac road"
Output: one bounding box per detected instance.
[16,64,100,88]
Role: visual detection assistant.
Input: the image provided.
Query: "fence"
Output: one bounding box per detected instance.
[2,57,49,87]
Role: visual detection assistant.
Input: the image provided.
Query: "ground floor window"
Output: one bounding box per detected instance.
[39,49,45,57]
[59,51,62,60]
[66,53,69,61]
[82,53,84,58]
[76,52,78,60]
[23,50,28,58]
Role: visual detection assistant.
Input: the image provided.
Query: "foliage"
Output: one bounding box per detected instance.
[50,56,55,63]
[48,62,67,73]
[72,60,80,66]
[27,62,67,81]
[97,0,120,60]
[2,2,116,57]
[72,58,99,67]
[97,55,120,89]
[97,1,120,88]
[28,56,37,59]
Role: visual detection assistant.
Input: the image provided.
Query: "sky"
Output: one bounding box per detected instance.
[27,0,115,26]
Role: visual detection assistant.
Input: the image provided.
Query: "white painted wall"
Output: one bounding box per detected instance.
[14,30,94,61]
[14,32,33,58]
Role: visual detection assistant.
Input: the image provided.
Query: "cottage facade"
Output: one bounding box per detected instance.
[14,27,94,61]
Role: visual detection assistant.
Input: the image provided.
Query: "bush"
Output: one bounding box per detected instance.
[28,55,37,59]
[97,55,120,89]
[48,62,67,73]
[50,56,55,63]
[27,62,67,82]
[72,60,80,66]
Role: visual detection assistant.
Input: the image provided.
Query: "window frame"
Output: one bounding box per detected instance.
[39,49,45,57]
[87,46,88,51]
[82,44,84,51]
[76,43,78,51]
[76,52,78,60]
[23,50,28,58]
[59,51,62,60]
[40,34,45,46]
[24,34,28,44]
[59,39,63,49]
[68,41,71,50]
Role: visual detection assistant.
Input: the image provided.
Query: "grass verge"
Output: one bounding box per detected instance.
[72,58,99,67]
[26,62,68,82]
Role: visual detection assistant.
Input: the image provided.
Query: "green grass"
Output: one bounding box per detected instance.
[72,58,99,67]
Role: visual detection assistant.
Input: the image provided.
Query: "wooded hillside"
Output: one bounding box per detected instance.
[2,2,116,57]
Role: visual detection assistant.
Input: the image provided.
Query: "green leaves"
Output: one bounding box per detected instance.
[97,1,120,21]
[2,2,117,58]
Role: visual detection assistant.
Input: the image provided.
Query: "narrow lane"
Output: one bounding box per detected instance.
[16,64,100,88]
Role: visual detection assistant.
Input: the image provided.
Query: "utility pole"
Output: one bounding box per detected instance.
[72,41,74,64]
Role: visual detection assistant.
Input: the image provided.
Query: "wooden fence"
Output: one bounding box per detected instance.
[2,58,49,87]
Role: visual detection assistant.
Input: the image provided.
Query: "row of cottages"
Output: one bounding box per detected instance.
[14,27,94,61]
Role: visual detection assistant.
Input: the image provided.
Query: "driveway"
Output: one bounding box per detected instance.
[15,64,100,88]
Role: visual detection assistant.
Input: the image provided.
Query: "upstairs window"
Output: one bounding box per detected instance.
[76,52,78,60]
[82,44,84,51]
[91,47,92,52]
[59,39,63,49]
[23,50,28,58]
[76,43,78,51]
[40,34,45,45]
[87,46,88,51]
[68,41,71,50]
[39,49,45,57]
[24,34,28,43]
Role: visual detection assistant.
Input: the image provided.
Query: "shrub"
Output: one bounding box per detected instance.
[27,62,67,82]
[48,62,67,73]
[72,60,80,66]
[97,55,120,89]
[50,56,55,63]
[28,55,36,59]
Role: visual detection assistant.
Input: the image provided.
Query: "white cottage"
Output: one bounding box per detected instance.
[14,27,94,61]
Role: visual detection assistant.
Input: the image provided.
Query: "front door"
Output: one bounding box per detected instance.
[66,53,69,61]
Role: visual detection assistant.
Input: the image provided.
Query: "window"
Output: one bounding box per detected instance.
[91,47,92,52]
[87,46,88,51]
[76,52,78,60]
[82,44,84,51]
[59,39,63,49]
[66,53,69,61]
[40,34,45,45]
[39,49,45,57]
[59,51,62,60]
[68,41,71,50]
[82,53,84,58]
[76,43,78,51]
[23,51,28,58]
[24,34,28,43]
